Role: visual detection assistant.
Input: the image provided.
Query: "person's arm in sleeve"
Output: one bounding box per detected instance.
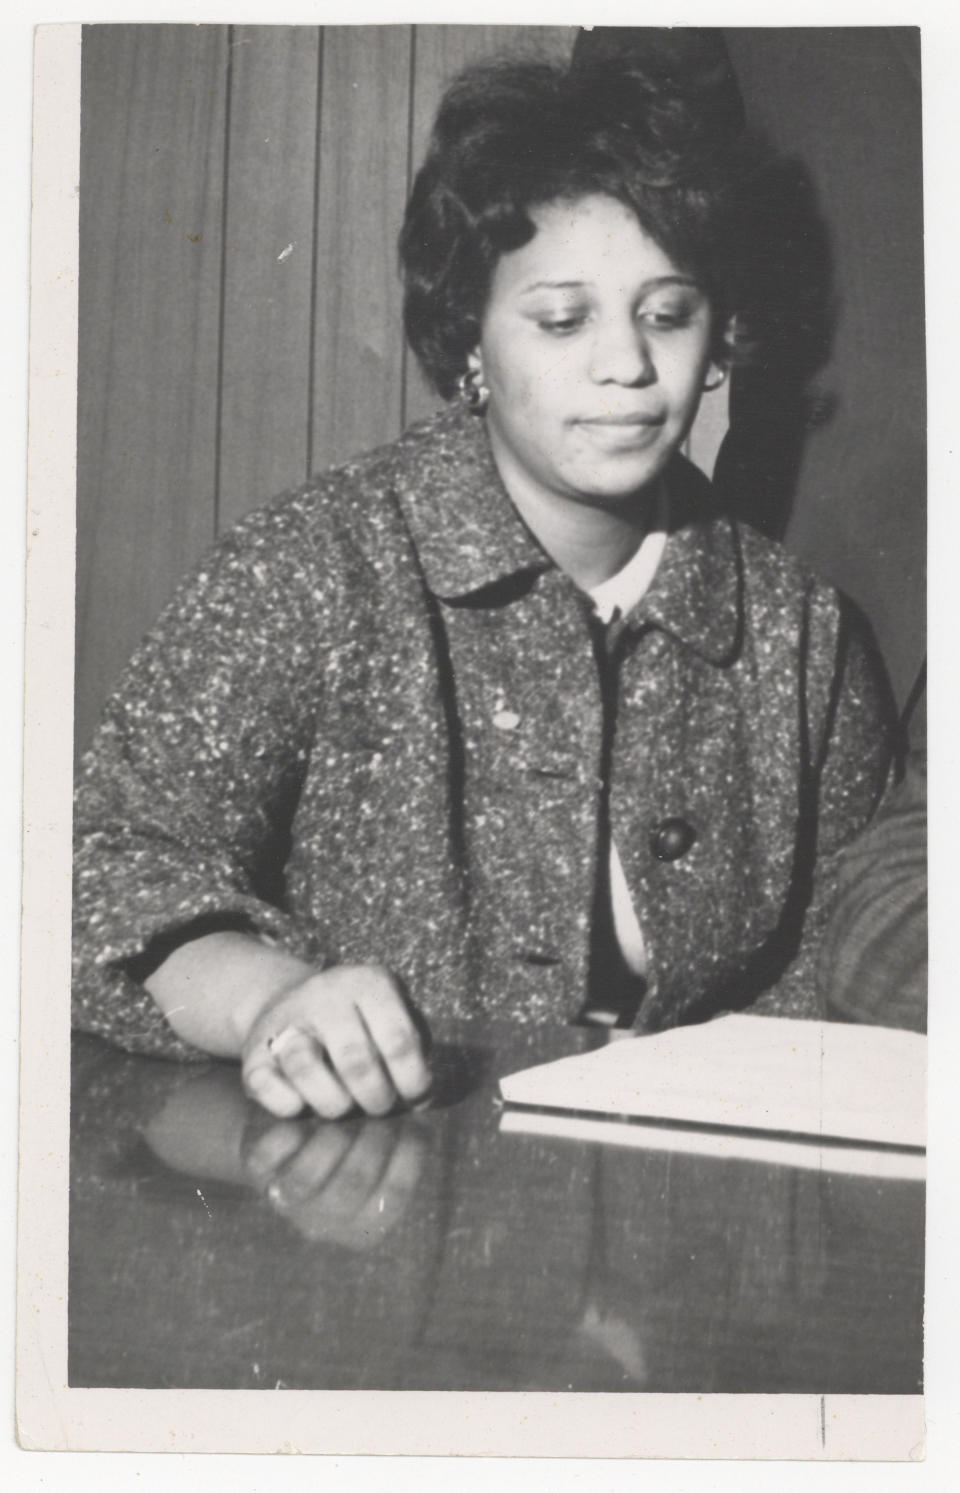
[72,494,334,1061]
[818,678,926,1031]
[73,491,433,1117]
[749,589,895,1017]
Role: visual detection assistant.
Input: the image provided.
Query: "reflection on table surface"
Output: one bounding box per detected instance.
[69,1019,924,1393]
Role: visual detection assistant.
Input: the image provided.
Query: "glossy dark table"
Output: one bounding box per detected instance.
[68,1020,924,1393]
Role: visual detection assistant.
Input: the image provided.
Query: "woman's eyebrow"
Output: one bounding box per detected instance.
[517,274,702,296]
[644,275,702,291]
[518,279,588,294]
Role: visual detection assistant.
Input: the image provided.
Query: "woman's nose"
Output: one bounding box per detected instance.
[589,320,656,386]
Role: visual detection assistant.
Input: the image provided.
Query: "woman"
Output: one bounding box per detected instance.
[73,44,892,1120]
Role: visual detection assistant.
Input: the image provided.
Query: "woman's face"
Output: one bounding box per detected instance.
[476,194,716,516]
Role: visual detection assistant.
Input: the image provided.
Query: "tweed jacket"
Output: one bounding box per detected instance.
[73,403,892,1060]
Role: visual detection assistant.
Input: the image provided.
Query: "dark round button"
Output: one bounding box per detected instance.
[650,817,696,862]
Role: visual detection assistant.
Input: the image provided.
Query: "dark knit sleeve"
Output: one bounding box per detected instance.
[748,589,895,1018]
[72,493,338,1060]
[818,714,927,1032]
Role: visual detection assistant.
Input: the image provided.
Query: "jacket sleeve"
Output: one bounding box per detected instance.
[818,697,926,1032]
[748,588,896,1019]
[72,494,338,1060]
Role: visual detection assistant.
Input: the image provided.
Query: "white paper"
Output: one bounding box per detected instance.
[499,1015,926,1151]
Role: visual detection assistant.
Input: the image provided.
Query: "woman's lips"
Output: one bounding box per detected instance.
[574,414,665,447]
[575,413,665,426]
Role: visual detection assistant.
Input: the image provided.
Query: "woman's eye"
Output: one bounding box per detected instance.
[639,301,699,330]
[538,315,585,335]
[641,308,691,330]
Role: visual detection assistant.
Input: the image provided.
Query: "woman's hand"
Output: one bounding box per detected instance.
[241,964,432,1120]
[145,933,432,1120]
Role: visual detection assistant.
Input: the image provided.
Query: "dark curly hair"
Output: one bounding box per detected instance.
[400,39,767,399]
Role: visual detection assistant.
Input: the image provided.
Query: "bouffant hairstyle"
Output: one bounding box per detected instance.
[400,36,765,399]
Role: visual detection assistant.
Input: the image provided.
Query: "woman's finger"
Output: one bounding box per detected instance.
[269,1027,356,1119]
[243,1051,308,1118]
[357,985,432,1104]
[320,1010,399,1116]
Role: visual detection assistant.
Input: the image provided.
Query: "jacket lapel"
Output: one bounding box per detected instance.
[391,404,549,600]
[630,458,743,667]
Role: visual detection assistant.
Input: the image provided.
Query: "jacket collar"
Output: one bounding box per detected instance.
[635,456,743,666]
[392,402,742,665]
[392,403,549,597]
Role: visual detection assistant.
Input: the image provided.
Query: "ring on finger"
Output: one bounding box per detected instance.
[267,1026,305,1061]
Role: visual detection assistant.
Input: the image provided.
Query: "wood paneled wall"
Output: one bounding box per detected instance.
[76,24,924,755]
[77,24,576,753]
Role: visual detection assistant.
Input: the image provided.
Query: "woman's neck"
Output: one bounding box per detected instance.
[493,461,665,591]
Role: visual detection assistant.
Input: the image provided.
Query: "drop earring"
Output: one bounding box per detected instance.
[703,364,728,393]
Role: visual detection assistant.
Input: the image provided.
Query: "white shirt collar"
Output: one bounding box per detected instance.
[587,483,669,625]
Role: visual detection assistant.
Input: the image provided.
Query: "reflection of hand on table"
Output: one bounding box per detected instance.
[243,1115,429,1248]
[142,1063,429,1248]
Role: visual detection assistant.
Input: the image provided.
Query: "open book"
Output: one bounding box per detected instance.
[498,1015,926,1179]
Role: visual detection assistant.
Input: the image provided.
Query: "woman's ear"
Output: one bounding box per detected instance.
[466,347,484,381]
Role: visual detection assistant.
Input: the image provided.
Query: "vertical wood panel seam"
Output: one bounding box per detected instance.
[400,25,418,434]
[213,25,235,538]
[306,26,325,480]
